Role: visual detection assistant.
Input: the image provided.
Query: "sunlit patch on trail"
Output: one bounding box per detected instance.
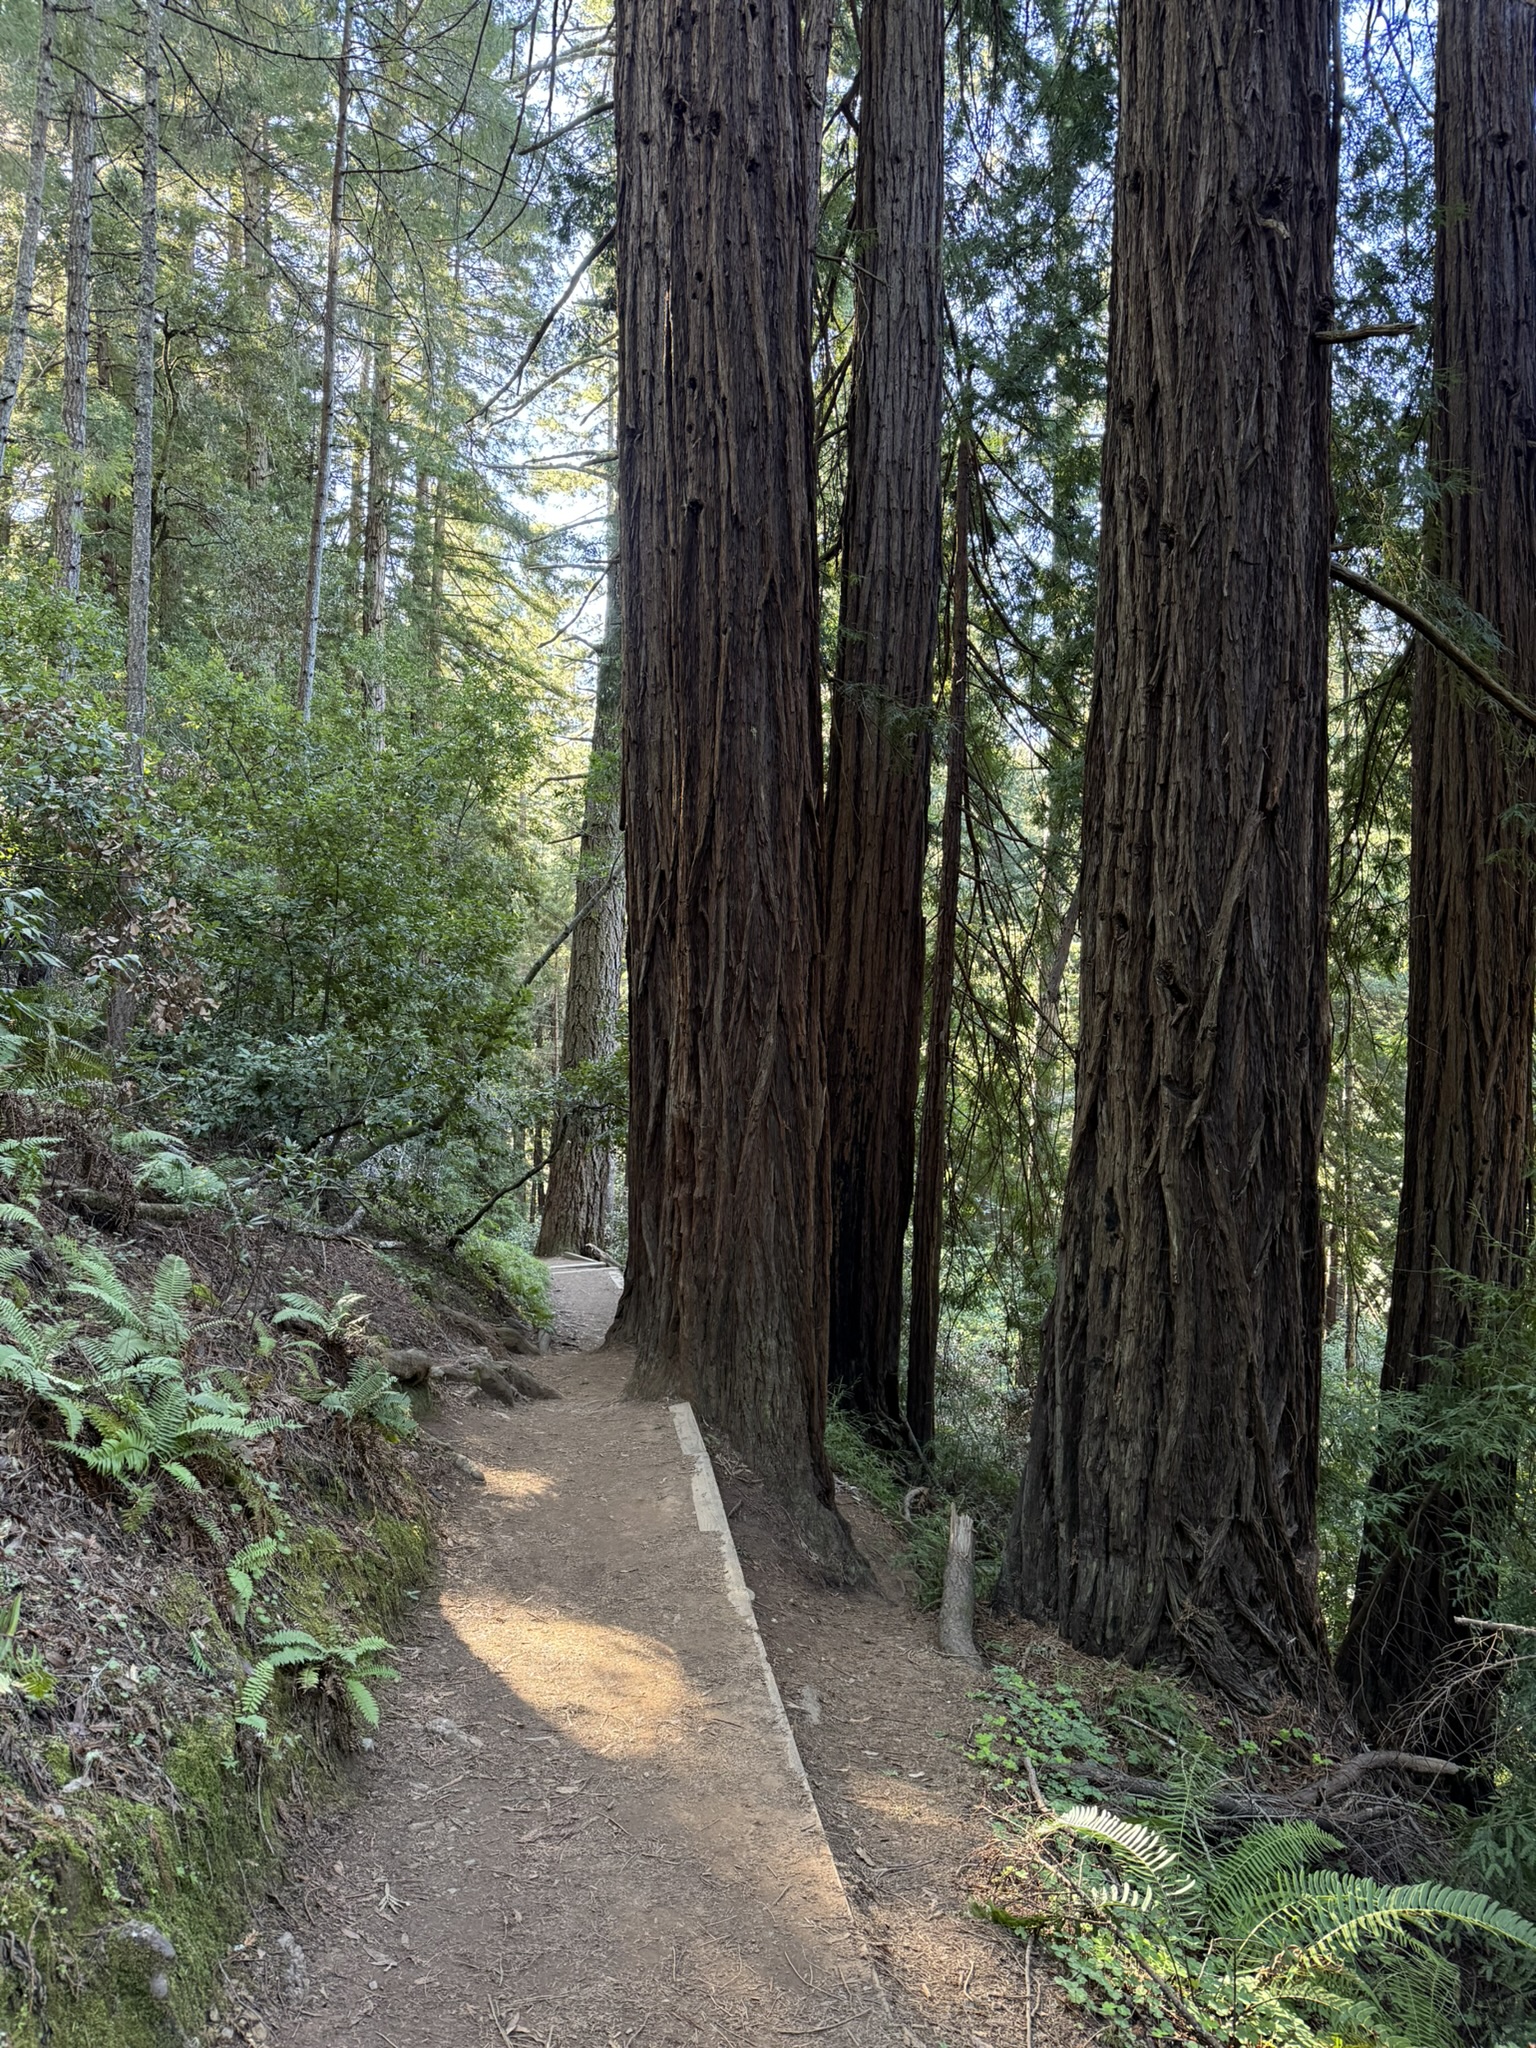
[441,1594,697,1757]
[479,1465,556,1504]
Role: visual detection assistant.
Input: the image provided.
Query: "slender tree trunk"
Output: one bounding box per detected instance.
[613,0,851,1568]
[410,459,431,607]
[360,204,396,660]
[53,17,97,595]
[998,0,1337,1708]
[241,110,272,492]
[345,367,368,611]
[0,0,58,478]
[360,302,393,660]
[906,434,971,1450]
[427,477,448,676]
[423,245,461,679]
[1336,0,1536,1759]
[297,0,357,722]
[1323,1223,1341,1334]
[124,0,164,787]
[360,242,393,731]
[537,495,624,1257]
[821,0,944,1430]
[802,0,835,239]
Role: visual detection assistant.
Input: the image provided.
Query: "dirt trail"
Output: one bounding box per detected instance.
[255,1260,896,2048]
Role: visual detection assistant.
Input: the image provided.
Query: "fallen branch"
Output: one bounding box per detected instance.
[1072,1746,1460,1822]
[1299,1749,1462,1804]
[418,1433,485,1483]
[383,1345,559,1403]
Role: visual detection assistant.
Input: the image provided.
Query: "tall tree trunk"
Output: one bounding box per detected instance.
[613,0,851,1568]
[360,177,397,669]
[1336,0,1536,1760]
[359,248,393,732]
[297,0,357,722]
[125,0,164,787]
[802,0,835,240]
[53,16,97,595]
[821,0,944,1431]
[998,0,1338,1707]
[906,433,971,1450]
[427,477,448,677]
[345,366,368,612]
[537,495,624,1257]
[0,0,58,478]
[241,110,272,492]
[360,272,393,648]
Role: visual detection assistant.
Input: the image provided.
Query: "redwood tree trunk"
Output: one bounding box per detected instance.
[822,0,944,1429]
[537,498,624,1257]
[999,0,1337,1707]
[613,0,849,1566]
[1336,0,1536,1758]
[906,434,970,1450]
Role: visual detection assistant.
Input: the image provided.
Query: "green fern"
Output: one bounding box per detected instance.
[1038,1803,1536,2048]
[0,1014,110,1098]
[66,1377,273,1523]
[0,1591,57,1706]
[0,1134,58,1205]
[0,1293,84,1432]
[314,1357,415,1439]
[58,1242,193,1373]
[1259,1869,1536,1972]
[238,1626,397,1738]
[0,1200,41,1235]
[225,1535,280,1628]
[1046,1803,1194,1899]
[272,1288,368,1345]
[113,1130,228,1206]
[1201,1817,1339,1929]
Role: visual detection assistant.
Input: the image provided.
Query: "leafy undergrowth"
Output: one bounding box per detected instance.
[968,1653,1536,2047]
[824,1401,1014,1608]
[826,1412,1536,2042]
[0,1087,452,2047]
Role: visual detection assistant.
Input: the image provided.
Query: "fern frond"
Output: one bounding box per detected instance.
[1201,1820,1339,1934]
[1259,1870,1536,1971]
[262,1628,324,1652]
[1047,1804,1192,1898]
[145,1255,193,1345]
[266,1647,322,1673]
[343,1678,380,1727]
[111,1128,186,1157]
[1089,1879,1157,1913]
[239,1661,277,1715]
[315,1358,415,1437]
